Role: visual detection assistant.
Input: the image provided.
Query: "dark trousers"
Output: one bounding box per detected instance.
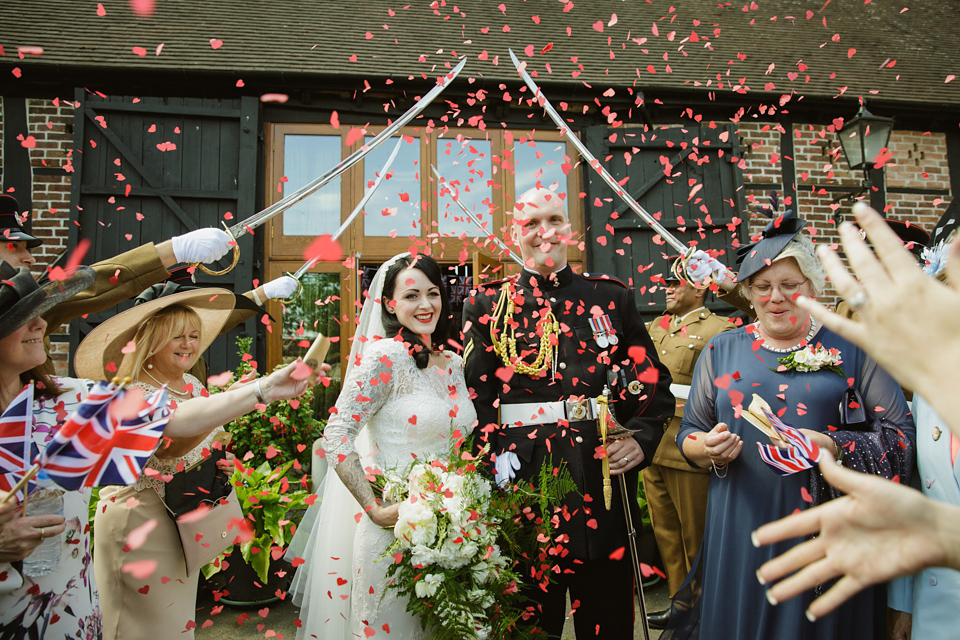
[529,556,635,639]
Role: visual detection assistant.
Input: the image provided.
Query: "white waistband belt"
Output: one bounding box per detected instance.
[670,383,692,400]
[500,398,599,427]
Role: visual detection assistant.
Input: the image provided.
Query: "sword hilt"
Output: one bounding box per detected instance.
[281,272,304,303]
[193,221,241,276]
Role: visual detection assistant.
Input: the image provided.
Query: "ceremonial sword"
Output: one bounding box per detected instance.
[507,49,688,258]
[282,137,405,301]
[430,165,523,266]
[196,57,468,275]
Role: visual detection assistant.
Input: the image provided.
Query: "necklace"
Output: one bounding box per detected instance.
[141,369,192,397]
[749,319,819,354]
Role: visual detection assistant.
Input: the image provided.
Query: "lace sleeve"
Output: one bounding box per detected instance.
[323,339,405,467]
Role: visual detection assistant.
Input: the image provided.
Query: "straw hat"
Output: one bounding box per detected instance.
[0,261,95,339]
[74,288,236,380]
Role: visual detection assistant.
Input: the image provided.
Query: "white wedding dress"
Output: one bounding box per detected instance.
[292,337,477,640]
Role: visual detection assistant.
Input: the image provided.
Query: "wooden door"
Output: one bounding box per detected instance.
[583,124,747,320]
[67,92,260,376]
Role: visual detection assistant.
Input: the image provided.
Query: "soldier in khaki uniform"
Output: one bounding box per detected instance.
[643,260,734,629]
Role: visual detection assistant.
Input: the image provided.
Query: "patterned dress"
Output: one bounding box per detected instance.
[1,377,102,639]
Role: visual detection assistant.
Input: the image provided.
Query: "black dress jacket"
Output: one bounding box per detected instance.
[463,265,674,560]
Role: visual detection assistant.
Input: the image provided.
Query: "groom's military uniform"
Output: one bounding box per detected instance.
[463,265,674,639]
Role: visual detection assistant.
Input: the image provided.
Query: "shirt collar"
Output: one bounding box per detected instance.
[517,265,574,291]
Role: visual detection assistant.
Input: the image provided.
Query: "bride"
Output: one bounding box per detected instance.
[291,253,477,639]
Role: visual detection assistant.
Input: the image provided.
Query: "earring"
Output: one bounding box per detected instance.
[146,363,154,369]
[749,304,754,310]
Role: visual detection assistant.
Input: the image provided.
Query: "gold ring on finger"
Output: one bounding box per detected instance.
[39,527,45,539]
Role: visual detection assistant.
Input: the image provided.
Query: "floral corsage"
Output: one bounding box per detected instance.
[775,344,843,375]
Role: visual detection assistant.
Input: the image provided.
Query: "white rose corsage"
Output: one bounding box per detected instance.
[775,344,844,376]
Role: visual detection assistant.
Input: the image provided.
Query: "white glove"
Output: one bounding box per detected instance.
[171,228,234,264]
[263,275,299,300]
[686,250,727,284]
[494,451,522,488]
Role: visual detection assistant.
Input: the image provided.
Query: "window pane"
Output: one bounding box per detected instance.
[436,138,493,237]
[513,139,569,202]
[363,135,421,237]
[281,135,342,236]
[281,272,342,418]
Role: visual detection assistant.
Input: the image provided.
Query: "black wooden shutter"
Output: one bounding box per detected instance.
[67,92,260,377]
[584,124,747,320]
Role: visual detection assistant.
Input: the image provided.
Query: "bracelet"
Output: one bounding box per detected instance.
[712,460,728,478]
[251,288,264,306]
[253,379,266,405]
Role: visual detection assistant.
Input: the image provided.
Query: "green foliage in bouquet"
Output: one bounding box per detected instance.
[229,459,310,583]
[374,437,576,640]
[216,336,326,474]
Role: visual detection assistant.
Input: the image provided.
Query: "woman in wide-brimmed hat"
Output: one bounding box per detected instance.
[76,288,246,640]
[0,261,313,638]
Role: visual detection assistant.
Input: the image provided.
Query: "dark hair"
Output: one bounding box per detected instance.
[379,254,451,369]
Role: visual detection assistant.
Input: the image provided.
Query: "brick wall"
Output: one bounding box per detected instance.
[735,121,952,307]
[1,97,79,375]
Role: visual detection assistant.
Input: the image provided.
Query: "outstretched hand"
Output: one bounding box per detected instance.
[261,358,312,403]
[753,454,960,620]
[795,202,960,436]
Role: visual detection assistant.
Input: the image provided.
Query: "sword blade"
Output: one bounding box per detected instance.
[619,473,652,640]
[508,49,688,256]
[430,165,523,266]
[289,136,405,278]
[228,57,468,239]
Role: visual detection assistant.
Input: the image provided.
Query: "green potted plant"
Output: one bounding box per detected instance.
[216,459,310,605]
[207,337,326,604]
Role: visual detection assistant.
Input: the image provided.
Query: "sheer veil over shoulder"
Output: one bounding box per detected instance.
[287,253,407,639]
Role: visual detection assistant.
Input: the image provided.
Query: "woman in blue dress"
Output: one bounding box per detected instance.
[676,211,915,640]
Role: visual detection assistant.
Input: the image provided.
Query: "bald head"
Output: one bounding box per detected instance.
[510,187,570,276]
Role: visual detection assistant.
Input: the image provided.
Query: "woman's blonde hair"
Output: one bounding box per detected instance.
[737,234,827,298]
[116,304,203,379]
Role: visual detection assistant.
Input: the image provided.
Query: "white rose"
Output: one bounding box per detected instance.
[394,497,438,547]
[792,349,813,366]
[414,572,444,598]
[410,544,440,566]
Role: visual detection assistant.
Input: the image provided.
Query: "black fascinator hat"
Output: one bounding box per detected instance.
[0,260,95,339]
[735,209,808,282]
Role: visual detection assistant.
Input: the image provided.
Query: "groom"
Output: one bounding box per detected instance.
[463,187,674,638]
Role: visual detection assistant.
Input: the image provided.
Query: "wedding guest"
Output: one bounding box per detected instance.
[131,268,298,383]
[754,201,960,622]
[291,253,477,639]
[74,289,237,640]
[463,187,674,639]
[642,259,733,629]
[675,210,915,640]
[0,261,311,637]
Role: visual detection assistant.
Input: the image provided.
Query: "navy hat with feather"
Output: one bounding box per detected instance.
[735,209,808,282]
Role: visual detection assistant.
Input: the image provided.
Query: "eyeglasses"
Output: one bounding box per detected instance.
[748,278,808,297]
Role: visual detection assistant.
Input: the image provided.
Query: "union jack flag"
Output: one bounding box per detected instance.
[755,408,822,476]
[38,382,172,491]
[0,386,37,499]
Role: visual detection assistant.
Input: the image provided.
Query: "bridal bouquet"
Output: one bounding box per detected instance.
[375,438,573,640]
